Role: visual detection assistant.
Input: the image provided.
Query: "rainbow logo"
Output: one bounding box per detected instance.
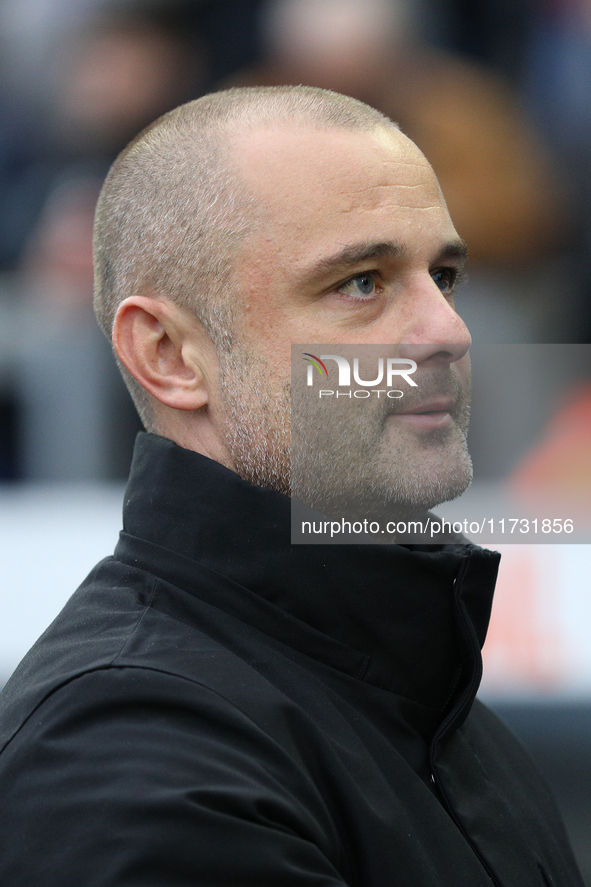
[302,353,328,377]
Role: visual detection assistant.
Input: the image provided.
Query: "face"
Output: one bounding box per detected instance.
[214,124,472,514]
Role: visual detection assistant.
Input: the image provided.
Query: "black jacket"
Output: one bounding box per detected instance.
[0,433,583,886]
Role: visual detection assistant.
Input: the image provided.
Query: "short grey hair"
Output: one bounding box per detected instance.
[93,85,398,429]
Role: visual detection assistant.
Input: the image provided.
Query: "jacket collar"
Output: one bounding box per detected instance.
[117,433,500,721]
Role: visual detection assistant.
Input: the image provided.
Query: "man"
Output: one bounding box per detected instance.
[0,86,583,886]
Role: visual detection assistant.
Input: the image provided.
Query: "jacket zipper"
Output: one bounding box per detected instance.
[429,554,501,887]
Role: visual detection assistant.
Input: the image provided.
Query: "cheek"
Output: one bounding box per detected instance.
[236,299,307,377]
[236,285,295,354]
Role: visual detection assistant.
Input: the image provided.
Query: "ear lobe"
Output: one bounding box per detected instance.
[112,296,209,411]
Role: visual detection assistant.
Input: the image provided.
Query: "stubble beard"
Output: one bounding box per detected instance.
[217,348,473,516]
[292,366,473,518]
[218,347,292,496]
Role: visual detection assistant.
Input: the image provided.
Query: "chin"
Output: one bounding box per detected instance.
[391,457,474,513]
[338,455,473,524]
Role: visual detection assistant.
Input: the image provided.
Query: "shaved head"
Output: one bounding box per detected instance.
[93,85,398,427]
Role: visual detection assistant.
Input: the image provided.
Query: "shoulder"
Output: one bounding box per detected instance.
[0,663,346,885]
[0,551,294,753]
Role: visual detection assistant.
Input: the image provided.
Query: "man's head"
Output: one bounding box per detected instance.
[93,86,397,425]
[94,85,472,511]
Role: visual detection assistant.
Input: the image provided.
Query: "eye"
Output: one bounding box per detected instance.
[431,268,457,294]
[337,273,380,301]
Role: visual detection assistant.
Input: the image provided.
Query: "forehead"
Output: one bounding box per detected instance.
[231,123,456,271]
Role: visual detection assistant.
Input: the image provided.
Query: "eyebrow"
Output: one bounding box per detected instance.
[301,237,468,284]
[432,238,468,266]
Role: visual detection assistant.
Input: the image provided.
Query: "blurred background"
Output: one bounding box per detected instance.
[0,0,589,879]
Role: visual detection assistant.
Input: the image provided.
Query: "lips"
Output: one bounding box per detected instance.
[395,397,457,415]
[388,397,457,430]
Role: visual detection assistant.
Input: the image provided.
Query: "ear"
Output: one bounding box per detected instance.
[112,296,211,412]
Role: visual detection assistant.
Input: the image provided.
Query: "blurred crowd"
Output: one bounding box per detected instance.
[0,0,590,481]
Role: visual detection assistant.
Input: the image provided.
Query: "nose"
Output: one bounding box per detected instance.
[394,275,471,366]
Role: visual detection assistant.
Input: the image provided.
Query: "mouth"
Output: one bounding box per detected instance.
[389,397,457,431]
